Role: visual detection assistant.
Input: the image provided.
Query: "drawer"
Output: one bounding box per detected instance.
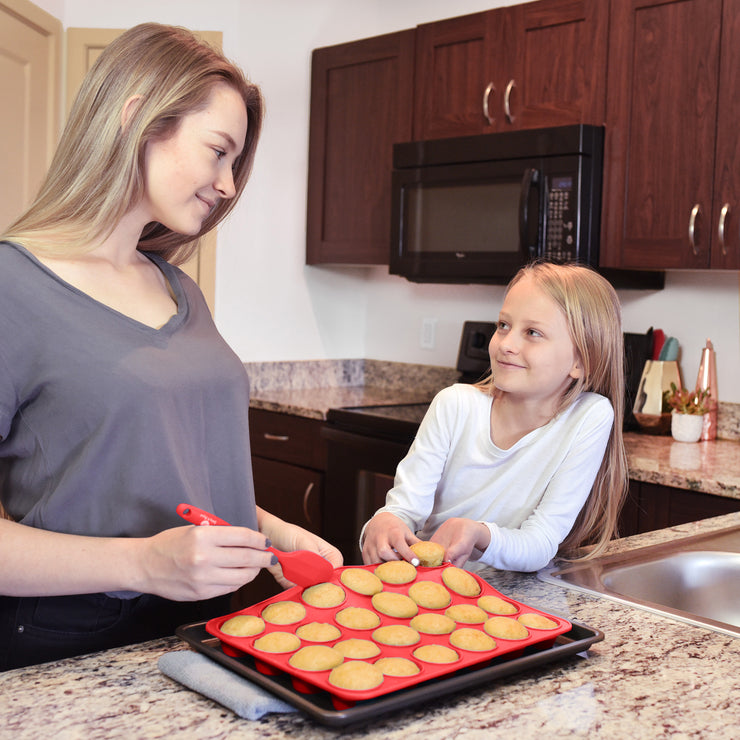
[249,408,327,470]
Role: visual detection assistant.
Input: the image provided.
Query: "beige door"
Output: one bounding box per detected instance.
[66,27,221,315]
[0,0,61,234]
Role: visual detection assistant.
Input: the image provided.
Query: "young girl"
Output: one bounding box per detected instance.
[0,23,341,671]
[362,261,628,572]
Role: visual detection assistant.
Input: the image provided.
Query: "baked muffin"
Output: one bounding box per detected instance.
[517,613,558,630]
[340,567,383,596]
[295,621,342,643]
[408,580,451,610]
[220,614,265,637]
[371,591,418,619]
[333,638,381,659]
[371,624,421,647]
[478,595,518,616]
[441,566,481,597]
[288,644,344,671]
[253,631,301,654]
[412,644,459,664]
[449,627,496,652]
[374,560,417,584]
[328,660,384,691]
[409,541,445,567]
[484,616,528,640]
[301,582,346,608]
[261,601,306,625]
[374,656,421,677]
[409,612,456,635]
[335,606,381,630]
[445,604,488,624]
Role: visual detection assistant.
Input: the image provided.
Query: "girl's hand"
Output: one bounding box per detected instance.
[361,512,418,565]
[431,518,491,568]
[138,524,273,601]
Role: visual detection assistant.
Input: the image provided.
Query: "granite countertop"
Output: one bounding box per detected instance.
[3,512,738,739]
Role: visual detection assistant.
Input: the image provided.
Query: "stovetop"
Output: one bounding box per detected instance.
[325,402,431,442]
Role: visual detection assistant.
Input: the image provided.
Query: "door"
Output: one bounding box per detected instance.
[601,0,721,269]
[0,0,61,233]
[65,27,221,313]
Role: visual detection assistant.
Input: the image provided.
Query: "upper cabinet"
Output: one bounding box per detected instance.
[601,0,740,270]
[306,31,415,265]
[413,0,608,140]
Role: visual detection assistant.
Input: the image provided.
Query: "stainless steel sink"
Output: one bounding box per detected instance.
[538,524,740,638]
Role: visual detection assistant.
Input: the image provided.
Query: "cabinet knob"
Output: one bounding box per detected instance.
[688,203,701,256]
[504,79,516,124]
[482,82,495,125]
[718,203,730,256]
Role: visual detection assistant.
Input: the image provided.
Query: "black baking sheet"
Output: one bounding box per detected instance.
[175,619,604,728]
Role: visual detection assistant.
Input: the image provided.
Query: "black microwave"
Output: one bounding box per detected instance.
[389,124,603,284]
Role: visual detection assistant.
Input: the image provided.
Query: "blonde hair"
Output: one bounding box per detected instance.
[3,23,264,265]
[475,261,628,559]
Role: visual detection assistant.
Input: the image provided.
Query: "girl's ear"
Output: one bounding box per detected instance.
[120,94,144,131]
[569,359,584,380]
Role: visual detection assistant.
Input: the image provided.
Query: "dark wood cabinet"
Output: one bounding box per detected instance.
[234,409,327,607]
[413,0,607,140]
[601,0,740,271]
[306,30,415,265]
[619,480,740,537]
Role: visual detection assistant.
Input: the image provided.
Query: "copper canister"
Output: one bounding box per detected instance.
[695,339,718,441]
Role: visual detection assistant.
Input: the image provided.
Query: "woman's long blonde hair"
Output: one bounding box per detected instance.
[3,23,264,264]
[476,261,628,559]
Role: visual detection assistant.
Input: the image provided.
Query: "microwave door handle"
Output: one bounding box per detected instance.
[519,168,540,257]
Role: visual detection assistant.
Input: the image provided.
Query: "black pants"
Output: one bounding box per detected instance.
[0,591,231,672]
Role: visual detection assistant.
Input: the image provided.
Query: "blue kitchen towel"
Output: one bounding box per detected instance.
[158,650,298,720]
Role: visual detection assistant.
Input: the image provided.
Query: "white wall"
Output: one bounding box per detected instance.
[47,0,740,401]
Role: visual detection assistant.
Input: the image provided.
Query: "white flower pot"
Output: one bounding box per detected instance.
[671,412,705,443]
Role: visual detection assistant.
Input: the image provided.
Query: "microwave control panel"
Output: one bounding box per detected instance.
[543,175,577,261]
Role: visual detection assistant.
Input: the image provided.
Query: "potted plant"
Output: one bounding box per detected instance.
[663,383,711,442]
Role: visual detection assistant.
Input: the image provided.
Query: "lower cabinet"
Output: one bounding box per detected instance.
[232,409,327,609]
[619,480,740,538]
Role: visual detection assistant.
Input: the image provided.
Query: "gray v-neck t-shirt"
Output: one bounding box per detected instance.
[0,240,258,539]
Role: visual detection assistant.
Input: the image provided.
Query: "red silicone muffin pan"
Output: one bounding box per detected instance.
[205,563,570,709]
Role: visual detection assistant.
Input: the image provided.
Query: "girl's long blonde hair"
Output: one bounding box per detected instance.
[3,23,263,265]
[476,261,628,559]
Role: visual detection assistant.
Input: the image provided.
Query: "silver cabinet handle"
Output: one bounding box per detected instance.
[483,82,495,125]
[263,432,289,442]
[688,204,701,256]
[302,482,315,526]
[718,203,730,256]
[504,79,516,124]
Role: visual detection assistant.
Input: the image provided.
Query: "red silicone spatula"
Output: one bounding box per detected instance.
[176,503,334,587]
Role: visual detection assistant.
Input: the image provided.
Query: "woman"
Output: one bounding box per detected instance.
[0,23,341,671]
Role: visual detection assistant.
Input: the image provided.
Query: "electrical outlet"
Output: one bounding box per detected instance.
[421,318,437,349]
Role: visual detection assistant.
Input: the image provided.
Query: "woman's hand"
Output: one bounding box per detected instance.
[137,524,273,601]
[257,507,343,589]
[431,518,491,568]
[361,512,418,565]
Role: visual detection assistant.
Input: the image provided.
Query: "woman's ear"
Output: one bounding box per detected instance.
[120,94,144,131]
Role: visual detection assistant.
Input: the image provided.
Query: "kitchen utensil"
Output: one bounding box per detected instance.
[658,336,679,361]
[176,504,334,587]
[651,329,666,360]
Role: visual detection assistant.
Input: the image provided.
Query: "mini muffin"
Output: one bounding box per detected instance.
[295,621,342,643]
[409,612,456,635]
[484,616,529,640]
[374,656,421,677]
[302,582,346,608]
[288,644,344,671]
[371,624,420,647]
[333,638,381,659]
[374,560,417,584]
[441,566,481,597]
[408,580,451,610]
[412,644,459,664]
[253,631,301,654]
[261,600,306,625]
[478,595,518,616]
[517,613,558,630]
[449,627,496,652]
[445,604,488,624]
[335,606,381,630]
[328,660,384,691]
[409,541,446,567]
[220,614,265,637]
[371,591,418,619]
[340,567,383,596]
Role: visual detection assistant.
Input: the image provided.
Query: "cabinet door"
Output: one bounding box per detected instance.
[711,0,740,269]
[601,0,721,270]
[500,0,607,130]
[413,12,493,139]
[306,30,415,265]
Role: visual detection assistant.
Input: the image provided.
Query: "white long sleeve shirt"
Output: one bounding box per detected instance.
[364,383,613,572]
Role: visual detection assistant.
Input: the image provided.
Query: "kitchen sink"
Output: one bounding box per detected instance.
[538,524,740,638]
